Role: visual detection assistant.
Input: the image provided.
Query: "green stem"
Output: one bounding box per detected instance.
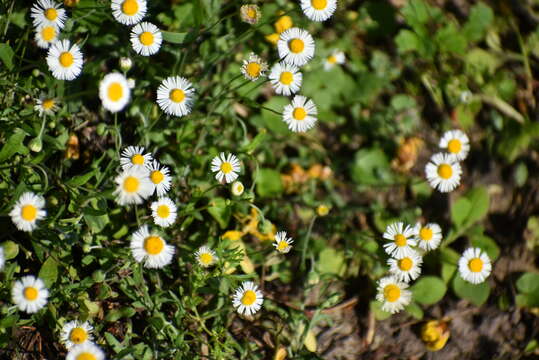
[301,216,317,272]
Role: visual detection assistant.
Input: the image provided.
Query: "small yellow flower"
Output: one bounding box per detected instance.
[421,320,450,351]
[222,230,244,241]
[316,204,330,217]
[266,33,280,45]
[274,15,293,34]
[240,4,261,25]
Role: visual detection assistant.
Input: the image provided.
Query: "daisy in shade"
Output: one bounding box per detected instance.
[211,153,240,184]
[156,76,195,117]
[439,129,470,161]
[241,53,268,81]
[99,72,130,113]
[113,167,153,205]
[195,246,218,268]
[231,181,244,196]
[150,197,177,228]
[66,343,105,360]
[388,251,423,283]
[60,320,93,349]
[120,146,153,170]
[12,275,49,313]
[46,40,83,81]
[413,222,443,251]
[277,27,315,67]
[376,276,411,314]
[268,62,302,96]
[425,152,462,193]
[35,97,58,116]
[300,0,337,22]
[282,95,317,132]
[111,0,147,25]
[324,50,345,71]
[9,192,46,232]
[130,22,162,56]
[34,24,59,49]
[130,225,174,268]
[232,281,263,316]
[0,246,5,271]
[148,160,171,196]
[383,222,416,258]
[31,0,67,29]
[240,4,261,25]
[458,247,492,284]
[273,231,293,254]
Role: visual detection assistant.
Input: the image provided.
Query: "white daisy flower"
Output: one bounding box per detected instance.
[413,222,442,251]
[458,247,492,284]
[273,231,293,254]
[148,160,172,196]
[35,97,58,116]
[195,246,218,268]
[11,275,49,313]
[31,0,67,29]
[130,22,162,56]
[241,53,268,81]
[150,197,177,228]
[382,222,416,258]
[268,62,302,96]
[231,181,244,196]
[66,343,105,360]
[232,281,263,316]
[282,95,317,132]
[130,225,174,268]
[120,145,153,170]
[211,152,241,184]
[425,152,462,193]
[113,167,153,206]
[9,192,47,232]
[99,72,131,113]
[156,76,195,117]
[60,320,94,349]
[277,27,315,67]
[300,0,337,22]
[439,129,470,161]
[375,276,412,314]
[323,50,345,71]
[111,0,147,25]
[240,4,261,24]
[388,251,423,283]
[34,24,59,49]
[0,246,5,271]
[46,40,83,81]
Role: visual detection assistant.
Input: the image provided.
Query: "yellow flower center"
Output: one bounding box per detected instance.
[241,290,257,306]
[139,31,154,46]
[279,71,293,85]
[76,353,96,360]
[144,236,164,255]
[131,153,144,165]
[277,241,288,251]
[437,164,452,179]
[41,26,56,41]
[394,234,407,247]
[45,8,58,21]
[59,52,74,67]
[246,62,261,78]
[468,258,483,273]
[70,327,88,344]
[169,89,185,103]
[21,205,38,221]
[247,7,256,19]
[23,286,38,301]
[327,55,337,64]
[383,284,401,302]
[150,170,164,184]
[447,139,462,154]
[121,0,138,16]
[220,162,233,174]
[156,205,170,218]
[311,0,327,10]
[200,252,213,265]
[420,227,433,241]
[293,107,307,120]
[289,39,305,53]
[398,257,413,271]
[107,82,123,102]
[42,99,55,110]
[123,176,140,193]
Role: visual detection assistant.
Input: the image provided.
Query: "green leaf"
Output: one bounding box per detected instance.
[350,148,393,186]
[516,273,539,294]
[441,262,457,283]
[38,257,59,288]
[256,168,283,198]
[0,43,14,70]
[471,234,500,261]
[105,307,136,322]
[463,2,494,42]
[259,97,289,134]
[0,128,28,163]
[317,248,345,276]
[411,276,446,305]
[66,169,98,187]
[404,302,424,319]
[451,187,490,230]
[452,274,490,306]
[207,197,231,229]
[395,29,420,53]
[435,22,467,55]
[161,31,187,44]
[451,197,472,229]
[370,300,391,320]
[240,128,267,155]
[1,241,19,260]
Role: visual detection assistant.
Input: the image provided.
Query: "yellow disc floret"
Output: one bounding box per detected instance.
[468,258,483,272]
[70,327,88,344]
[21,205,38,221]
[144,236,164,255]
[394,234,407,247]
[241,290,257,305]
[23,286,38,301]
[447,139,462,154]
[383,284,401,302]
[121,0,138,16]
[156,205,170,218]
[398,257,413,271]
[169,89,185,103]
[139,31,154,46]
[59,52,74,67]
[289,39,304,53]
[311,0,328,10]
[437,164,452,179]
[293,107,307,120]
[123,176,140,193]
[107,82,123,102]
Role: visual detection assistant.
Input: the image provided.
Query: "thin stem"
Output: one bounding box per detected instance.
[301,216,317,272]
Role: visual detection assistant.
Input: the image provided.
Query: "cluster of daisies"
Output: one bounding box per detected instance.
[376,221,492,314]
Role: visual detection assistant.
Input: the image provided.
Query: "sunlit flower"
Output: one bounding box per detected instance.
[130,225,174,268]
[232,281,263,316]
[458,247,492,284]
[130,22,162,56]
[31,0,67,29]
[231,181,244,196]
[323,50,345,71]
[273,231,293,254]
[12,275,49,313]
[300,0,337,22]
[413,222,442,251]
[376,276,411,314]
[148,160,171,196]
[439,129,470,161]
[382,222,416,258]
[241,53,268,81]
[35,97,58,116]
[46,40,83,80]
[388,250,423,283]
[277,27,315,67]
[150,197,177,228]
[9,192,46,232]
[240,4,261,25]
[156,76,195,117]
[282,95,317,132]
[425,153,462,193]
[99,72,131,113]
[211,152,240,184]
[195,246,218,267]
[66,343,105,360]
[269,62,302,96]
[34,24,59,49]
[113,167,153,205]
[60,320,93,349]
[120,145,153,170]
[111,0,147,25]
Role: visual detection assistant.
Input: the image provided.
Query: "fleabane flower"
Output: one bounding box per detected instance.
[439,129,470,161]
[120,145,153,170]
[382,222,416,258]
[458,247,492,284]
[324,50,345,71]
[60,320,93,349]
[35,97,58,116]
[156,76,195,117]
[300,0,337,22]
[130,225,174,268]
[31,0,67,29]
[232,281,263,316]
[130,22,162,56]
[273,231,293,254]
[240,4,261,25]
[113,167,153,205]
[99,72,131,113]
[34,24,59,49]
[46,40,83,81]
[425,153,462,193]
[150,197,177,228]
[231,181,244,196]
[388,251,423,283]
[376,276,411,314]
[211,152,240,184]
[277,27,315,67]
[11,275,49,313]
[9,192,47,232]
[195,246,218,268]
[148,160,172,196]
[269,62,302,96]
[241,53,268,81]
[282,95,317,132]
[66,343,105,360]
[413,222,442,251]
[111,0,147,25]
